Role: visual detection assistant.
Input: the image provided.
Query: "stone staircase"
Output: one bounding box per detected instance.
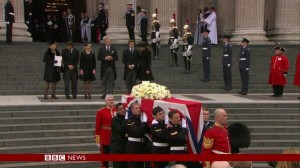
[0,103,299,168]
[0,43,299,95]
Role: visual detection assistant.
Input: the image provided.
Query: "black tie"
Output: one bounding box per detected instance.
[131,49,133,53]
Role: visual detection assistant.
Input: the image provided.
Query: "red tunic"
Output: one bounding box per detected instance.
[201,123,231,168]
[95,107,116,145]
[293,54,300,86]
[269,54,289,85]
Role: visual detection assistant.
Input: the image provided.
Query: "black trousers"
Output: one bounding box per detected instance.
[126,141,145,168]
[223,65,232,88]
[170,48,179,65]
[170,150,189,167]
[240,69,249,93]
[183,56,192,71]
[64,70,78,97]
[141,33,147,44]
[101,67,115,95]
[202,57,210,80]
[125,70,137,94]
[127,26,135,41]
[152,43,159,58]
[152,146,169,168]
[100,144,110,168]
[273,85,284,96]
[100,27,107,40]
[6,22,13,43]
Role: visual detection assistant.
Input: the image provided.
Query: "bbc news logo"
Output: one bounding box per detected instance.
[44,154,87,162]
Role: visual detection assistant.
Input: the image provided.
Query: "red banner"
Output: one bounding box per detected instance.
[0,154,299,162]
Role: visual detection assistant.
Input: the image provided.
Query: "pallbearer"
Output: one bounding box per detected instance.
[182,24,194,74]
[151,11,161,60]
[168,18,179,67]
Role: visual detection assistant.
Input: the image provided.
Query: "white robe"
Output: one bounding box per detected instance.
[204,11,218,44]
[80,17,92,42]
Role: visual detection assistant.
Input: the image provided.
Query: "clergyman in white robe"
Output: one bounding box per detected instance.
[204,10,218,44]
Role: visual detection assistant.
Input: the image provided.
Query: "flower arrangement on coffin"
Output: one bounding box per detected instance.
[131,81,171,100]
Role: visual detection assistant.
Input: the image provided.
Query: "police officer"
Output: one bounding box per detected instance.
[151,107,169,168]
[125,102,149,168]
[5,0,14,45]
[125,2,135,41]
[169,19,179,67]
[182,24,194,74]
[222,35,233,90]
[166,110,188,166]
[140,9,148,44]
[202,29,211,82]
[151,13,160,60]
[238,38,251,95]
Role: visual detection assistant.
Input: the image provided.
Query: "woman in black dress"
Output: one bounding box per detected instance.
[137,43,154,82]
[43,41,61,99]
[80,43,96,98]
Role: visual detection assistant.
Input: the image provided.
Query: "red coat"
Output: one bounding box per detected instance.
[201,123,231,168]
[95,107,116,145]
[293,54,300,86]
[269,54,289,85]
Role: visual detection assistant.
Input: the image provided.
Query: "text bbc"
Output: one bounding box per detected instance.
[44,155,87,161]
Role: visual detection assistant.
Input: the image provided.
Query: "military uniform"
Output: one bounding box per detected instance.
[182,31,194,74]
[239,44,251,95]
[5,1,14,44]
[111,113,127,168]
[125,8,135,40]
[140,15,148,44]
[151,119,169,168]
[222,42,233,89]
[125,115,149,168]
[151,19,160,59]
[202,36,211,81]
[97,7,108,41]
[202,123,231,168]
[169,26,179,67]
[95,107,117,168]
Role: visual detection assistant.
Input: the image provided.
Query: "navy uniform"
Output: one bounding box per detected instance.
[151,13,160,60]
[168,19,179,67]
[125,114,149,168]
[202,29,211,82]
[239,38,251,95]
[5,0,14,44]
[125,3,135,40]
[140,9,148,44]
[182,25,194,74]
[151,119,169,168]
[222,35,233,90]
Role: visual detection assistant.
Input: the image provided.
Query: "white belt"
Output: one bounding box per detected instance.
[223,54,229,57]
[128,137,143,142]
[240,58,246,60]
[203,48,208,50]
[170,146,186,151]
[153,142,168,147]
[212,150,230,154]
[169,37,175,39]
[9,12,15,16]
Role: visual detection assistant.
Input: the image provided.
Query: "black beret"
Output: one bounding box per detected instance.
[242,38,250,43]
[223,35,232,39]
[274,46,286,52]
[49,40,56,45]
[203,29,210,33]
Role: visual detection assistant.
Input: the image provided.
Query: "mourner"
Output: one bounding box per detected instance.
[62,41,80,99]
[97,37,118,99]
[269,46,289,97]
[137,43,154,82]
[151,13,161,60]
[238,38,251,95]
[95,95,116,168]
[168,19,179,67]
[182,24,194,74]
[222,35,233,90]
[140,9,148,44]
[202,29,211,82]
[66,8,75,41]
[125,3,135,41]
[80,13,92,43]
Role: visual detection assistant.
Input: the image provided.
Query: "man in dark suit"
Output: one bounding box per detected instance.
[96,2,108,41]
[97,37,118,99]
[125,3,135,41]
[238,38,251,95]
[140,9,148,44]
[62,41,80,99]
[222,35,233,90]
[5,0,14,44]
[122,40,140,94]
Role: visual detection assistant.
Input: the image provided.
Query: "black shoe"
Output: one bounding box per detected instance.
[101,95,106,99]
[44,96,48,99]
[225,87,232,90]
[73,96,77,99]
[84,95,88,99]
[298,97,300,99]
[52,95,58,99]
[271,94,278,97]
[202,79,210,82]
[277,95,282,98]
[238,92,247,95]
[66,95,71,99]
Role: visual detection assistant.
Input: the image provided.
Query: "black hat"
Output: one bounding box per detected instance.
[274,46,286,52]
[203,29,210,33]
[223,35,232,39]
[228,122,251,154]
[49,40,56,45]
[99,2,104,6]
[242,38,250,43]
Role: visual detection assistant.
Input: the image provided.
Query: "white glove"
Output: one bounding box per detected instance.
[173,39,178,45]
[181,118,187,128]
[96,143,100,147]
[29,13,33,16]
[155,32,159,38]
[206,57,210,60]
[187,45,193,52]
[246,68,250,71]
[91,24,94,27]
[26,21,29,24]
[142,113,147,123]
[228,64,231,67]
[284,74,287,77]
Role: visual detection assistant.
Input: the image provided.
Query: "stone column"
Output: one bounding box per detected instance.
[264,0,276,35]
[231,0,273,45]
[0,0,32,42]
[150,0,179,44]
[86,0,98,18]
[271,0,300,45]
[217,0,235,36]
[106,0,136,44]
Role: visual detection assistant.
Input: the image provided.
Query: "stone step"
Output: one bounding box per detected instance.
[250,140,300,147]
[228,113,300,120]
[251,133,300,140]
[248,126,300,133]
[242,147,290,154]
